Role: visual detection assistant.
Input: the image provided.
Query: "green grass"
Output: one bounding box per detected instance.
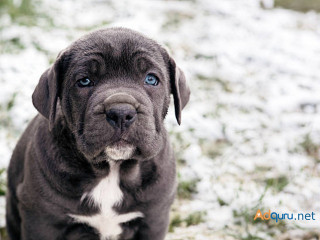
[0,0,54,54]
[228,234,264,240]
[200,138,231,159]
[162,10,194,30]
[300,134,320,163]
[217,197,228,206]
[0,37,26,54]
[169,214,184,232]
[0,0,37,25]
[0,227,7,240]
[0,168,7,239]
[264,176,289,193]
[196,74,232,93]
[0,93,17,129]
[169,211,206,233]
[230,186,293,239]
[0,168,7,196]
[185,211,206,227]
[169,130,191,167]
[274,0,320,12]
[6,93,17,111]
[177,178,199,199]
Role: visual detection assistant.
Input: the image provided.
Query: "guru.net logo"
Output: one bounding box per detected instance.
[254,209,316,222]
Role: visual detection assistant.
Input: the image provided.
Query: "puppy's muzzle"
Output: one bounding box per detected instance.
[104,93,140,132]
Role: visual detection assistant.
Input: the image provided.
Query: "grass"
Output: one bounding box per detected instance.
[169,214,184,232]
[200,138,231,159]
[0,37,26,54]
[177,178,199,199]
[274,0,320,12]
[230,186,293,239]
[169,130,191,167]
[169,211,206,232]
[0,0,54,54]
[0,0,37,25]
[0,168,7,196]
[196,74,232,93]
[228,234,265,240]
[264,176,289,193]
[232,205,287,239]
[0,93,19,131]
[217,197,228,206]
[162,10,194,30]
[0,227,7,240]
[0,168,7,239]
[6,93,17,112]
[185,211,206,227]
[300,134,320,163]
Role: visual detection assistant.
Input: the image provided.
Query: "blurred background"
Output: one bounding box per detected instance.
[1,0,320,239]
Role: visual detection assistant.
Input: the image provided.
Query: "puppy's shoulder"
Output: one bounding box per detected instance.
[7,114,44,194]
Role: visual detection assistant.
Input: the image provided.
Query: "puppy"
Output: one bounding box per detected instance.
[6,28,190,240]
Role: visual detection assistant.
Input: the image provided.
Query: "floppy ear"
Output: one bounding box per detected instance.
[32,54,63,130]
[169,58,190,125]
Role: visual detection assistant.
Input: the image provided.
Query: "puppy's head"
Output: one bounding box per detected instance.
[32,28,190,162]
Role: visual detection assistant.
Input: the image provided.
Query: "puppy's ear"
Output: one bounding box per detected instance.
[32,52,64,130]
[169,58,190,125]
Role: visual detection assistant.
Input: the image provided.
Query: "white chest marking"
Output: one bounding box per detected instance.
[70,162,143,240]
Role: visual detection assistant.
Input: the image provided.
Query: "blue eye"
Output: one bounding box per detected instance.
[144,74,159,86]
[78,78,93,87]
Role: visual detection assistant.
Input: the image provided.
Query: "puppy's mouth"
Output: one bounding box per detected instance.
[105,140,135,161]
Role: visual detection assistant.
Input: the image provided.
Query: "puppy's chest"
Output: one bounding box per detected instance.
[69,161,143,240]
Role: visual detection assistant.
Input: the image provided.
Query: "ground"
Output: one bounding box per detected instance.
[1,0,320,239]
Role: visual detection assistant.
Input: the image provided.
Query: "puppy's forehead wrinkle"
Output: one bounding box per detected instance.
[68,39,167,83]
[70,30,164,66]
[104,93,140,109]
[71,56,105,76]
[82,51,105,59]
[89,86,152,109]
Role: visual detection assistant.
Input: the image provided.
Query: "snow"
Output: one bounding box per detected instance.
[1,0,320,238]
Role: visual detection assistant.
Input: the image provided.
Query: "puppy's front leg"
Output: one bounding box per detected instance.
[6,191,21,240]
[134,204,171,240]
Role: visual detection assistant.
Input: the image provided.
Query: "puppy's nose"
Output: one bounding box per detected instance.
[106,104,137,130]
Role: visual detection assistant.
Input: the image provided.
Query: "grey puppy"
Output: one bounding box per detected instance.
[6,28,190,240]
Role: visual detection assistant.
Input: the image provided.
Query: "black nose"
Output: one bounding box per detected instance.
[106,104,137,130]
